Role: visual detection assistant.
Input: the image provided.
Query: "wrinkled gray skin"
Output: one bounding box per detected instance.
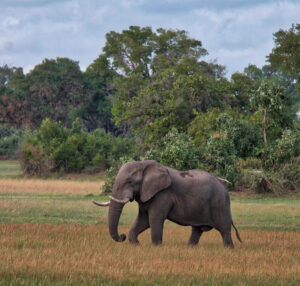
[93,160,242,247]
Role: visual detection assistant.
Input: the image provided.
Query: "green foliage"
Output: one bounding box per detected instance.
[143,128,200,170]
[230,72,255,112]
[20,119,134,175]
[200,113,262,185]
[103,129,200,193]
[268,24,300,90]
[20,143,51,176]
[235,130,300,193]
[203,132,237,184]
[251,80,294,143]
[235,157,263,171]
[102,26,231,144]
[260,129,300,170]
[216,113,262,158]
[103,156,134,193]
[0,126,23,158]
[2,25,300,194]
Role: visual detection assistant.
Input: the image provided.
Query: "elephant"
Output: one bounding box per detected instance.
[93,160,242,247]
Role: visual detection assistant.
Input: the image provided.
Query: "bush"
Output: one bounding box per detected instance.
[188,108,221,148]
[20,118,134,175]
[0,126,23,159]
[235,157,263,170]
[20,144,52,175]
[144,128,200,170]
[216,113,262,158]
[102,156,134,193]
[278,157,300,190]
[200,113,264,186]
[203,134,238,185]
[260,129,300,170]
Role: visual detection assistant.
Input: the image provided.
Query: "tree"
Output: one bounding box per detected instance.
[74,55,117,133]
[0,65,29,127]
[268,24,300,90]
[250,80,291,143]
[98,26,231,143]
[237,64,300,123]
[26,58,87,128]
[230,72,255,113]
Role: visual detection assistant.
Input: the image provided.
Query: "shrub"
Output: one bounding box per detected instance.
[20,118,134,175]
[260,129,300,170]
[144,128,200,170]
[20,144,51,175]
[236,170,277,193]
[235,157,263,170]
[0,126,23,158]
[188,108,221,148]
[216,113,262,158]
[279,157,300,190]
[203,134,238,185]
[102,156,134,193]
[201,113,264,186]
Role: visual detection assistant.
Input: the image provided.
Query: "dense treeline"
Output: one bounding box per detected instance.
[1,24,300,192]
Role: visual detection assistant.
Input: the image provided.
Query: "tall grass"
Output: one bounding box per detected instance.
[0,223,299,285]
[0,178,103,195]
[0,176,299,285]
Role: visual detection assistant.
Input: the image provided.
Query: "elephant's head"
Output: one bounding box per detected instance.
[92,160,171,242]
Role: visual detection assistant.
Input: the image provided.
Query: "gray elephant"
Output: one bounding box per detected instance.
[93,160,242,247]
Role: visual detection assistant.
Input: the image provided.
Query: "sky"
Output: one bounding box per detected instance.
[0,0,300,76]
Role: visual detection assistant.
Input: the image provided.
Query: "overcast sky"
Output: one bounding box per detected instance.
[1,0,299,76]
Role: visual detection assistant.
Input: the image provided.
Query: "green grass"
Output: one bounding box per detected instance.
[0,159,106,181]
[0,160,22,178]
[1,191,300,231]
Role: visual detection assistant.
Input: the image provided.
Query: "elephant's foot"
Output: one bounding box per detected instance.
[152,240,162,245]
[129,239,140,245]
[187,241,199,246]
[128,231,140,244]
[221,231,234,248]
[128,236,140,244]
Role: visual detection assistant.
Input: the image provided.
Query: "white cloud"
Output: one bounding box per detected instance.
[0,0,299,75]
[188,1,300,74]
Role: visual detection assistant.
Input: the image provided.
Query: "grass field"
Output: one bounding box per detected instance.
[0,161,300,285]
[0,160,22,178]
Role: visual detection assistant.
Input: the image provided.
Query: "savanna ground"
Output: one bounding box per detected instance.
[0,161,299,285]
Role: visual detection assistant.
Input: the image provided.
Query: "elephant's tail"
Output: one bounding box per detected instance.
[232,222,242,243]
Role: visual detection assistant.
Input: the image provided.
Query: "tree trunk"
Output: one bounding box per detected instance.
[263,108,267,144]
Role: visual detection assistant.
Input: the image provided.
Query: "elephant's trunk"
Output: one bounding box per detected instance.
[108,200,126,242]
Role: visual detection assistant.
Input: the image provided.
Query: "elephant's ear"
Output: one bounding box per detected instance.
[140,162,171,203]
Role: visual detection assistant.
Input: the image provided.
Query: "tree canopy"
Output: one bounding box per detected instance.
[1,24,300,192]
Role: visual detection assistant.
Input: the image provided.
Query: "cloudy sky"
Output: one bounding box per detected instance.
[1,0,299,76]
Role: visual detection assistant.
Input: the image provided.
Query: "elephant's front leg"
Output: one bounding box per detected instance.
[149,213,165,245]
[129,209,149,244]
[148,194,172,245]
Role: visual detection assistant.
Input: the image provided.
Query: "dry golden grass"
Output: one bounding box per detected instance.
[0,178,103,195]
[1,223,299,285]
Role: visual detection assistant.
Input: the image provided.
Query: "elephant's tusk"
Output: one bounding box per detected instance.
[109,196,130,204]
[217,177,232,185]
[92,200,110,207]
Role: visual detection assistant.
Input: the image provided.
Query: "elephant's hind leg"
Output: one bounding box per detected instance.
[129,210,149,244]
[188,226,203,245]
[219,229,234,248]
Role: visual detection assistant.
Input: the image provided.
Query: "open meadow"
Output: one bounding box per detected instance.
[0,162,300,285]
